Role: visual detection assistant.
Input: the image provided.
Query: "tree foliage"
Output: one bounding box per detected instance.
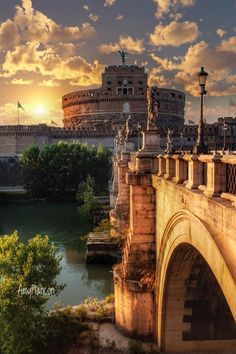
[0,232,64,354]
[76,175,103,222]
[20,142,112,200]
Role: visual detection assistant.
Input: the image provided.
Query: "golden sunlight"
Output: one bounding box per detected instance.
[35,106,47,115]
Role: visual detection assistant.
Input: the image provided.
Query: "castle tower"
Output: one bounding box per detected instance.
[62,62,148,131]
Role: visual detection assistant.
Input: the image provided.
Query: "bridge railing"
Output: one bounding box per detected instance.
[126,151,236,199]
[153,154,236,206]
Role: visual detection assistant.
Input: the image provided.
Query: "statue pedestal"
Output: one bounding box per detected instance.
[141,130,162,153]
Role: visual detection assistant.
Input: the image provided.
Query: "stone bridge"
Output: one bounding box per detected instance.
[110,133,236,353]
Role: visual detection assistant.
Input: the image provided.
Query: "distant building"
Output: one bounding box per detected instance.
[0,117,235,156]
[62,64,185,131]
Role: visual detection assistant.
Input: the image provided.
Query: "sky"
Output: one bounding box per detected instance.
[1,0,236,126]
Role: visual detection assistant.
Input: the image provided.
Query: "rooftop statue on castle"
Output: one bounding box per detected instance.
[118,50,128,66]
[147,89,160,130]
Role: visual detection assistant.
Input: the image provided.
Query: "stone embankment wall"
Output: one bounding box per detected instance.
[0,156,23,187]
[0,125,116,155]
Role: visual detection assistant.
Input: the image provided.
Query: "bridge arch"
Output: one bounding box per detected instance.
[156,209,236,352]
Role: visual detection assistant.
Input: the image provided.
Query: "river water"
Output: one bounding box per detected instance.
[0,203,114,308]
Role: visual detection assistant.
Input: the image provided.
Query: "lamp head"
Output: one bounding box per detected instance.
[198,66,208,86]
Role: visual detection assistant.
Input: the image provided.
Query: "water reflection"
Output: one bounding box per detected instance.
[0,203,114,308]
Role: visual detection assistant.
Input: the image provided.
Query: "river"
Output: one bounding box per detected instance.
[0,203,114,308]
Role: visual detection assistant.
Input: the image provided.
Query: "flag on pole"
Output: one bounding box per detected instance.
[51,120,57,126]
[229,99,236,107]
[188,119,195,125]
[17,101,25,111]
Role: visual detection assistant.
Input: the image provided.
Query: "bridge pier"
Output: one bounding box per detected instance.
[110,149,133,239]
[114,168,156,339]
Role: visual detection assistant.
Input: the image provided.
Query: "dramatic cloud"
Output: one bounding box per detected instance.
[38,79,61,87]
[148,68,173,87]
[1,41,104,86]
[89,13,100,22]
[104,0,116,7]
[116,14,124,21]
[216,28,227,38]
[218,36,236,52]
[11,78,33,85]
[151,53,181,71]
[0,0,96,51]
[150,21,199,47]
[150,40,236,96]
[99,35,145,54]
[153,0,195,19]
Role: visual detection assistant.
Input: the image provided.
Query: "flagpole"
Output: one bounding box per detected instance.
[229,100,230,117]
[17,104,19,125]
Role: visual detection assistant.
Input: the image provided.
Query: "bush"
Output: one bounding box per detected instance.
[75,304,87,321]
[128,340,145,354]
[104,293,115,304]
[38,312,89,354]
[94,218,111,233]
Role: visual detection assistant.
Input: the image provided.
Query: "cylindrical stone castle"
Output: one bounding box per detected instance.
[62,62,185,131]
[62,65,148,131]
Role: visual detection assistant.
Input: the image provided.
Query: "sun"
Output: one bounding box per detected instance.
[35,106,46,115]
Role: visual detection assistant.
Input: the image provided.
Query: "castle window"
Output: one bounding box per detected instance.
[179,94,182,99]
[118,80,122,85]
[117,88,122,95]
[107,87,112,91]
[128,88,133,95]
[123,88,128,95]
[138,81,143,85]
[171,93,176,98]
[128,80,132,85]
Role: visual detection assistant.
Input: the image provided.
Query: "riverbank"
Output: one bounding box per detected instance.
[50,296,159,354]
[0,186,29,202]
[86,231,121,264]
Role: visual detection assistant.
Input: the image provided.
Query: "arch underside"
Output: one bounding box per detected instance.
[157,210,236,352]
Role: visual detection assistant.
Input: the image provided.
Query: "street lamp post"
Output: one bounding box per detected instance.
[194,67,208,154]
[222,121,228,153]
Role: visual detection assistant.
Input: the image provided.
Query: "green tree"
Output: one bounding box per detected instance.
[77,175,102,223]
[0,232,64,354]
[19,146,44,198]
[20,142,112,201]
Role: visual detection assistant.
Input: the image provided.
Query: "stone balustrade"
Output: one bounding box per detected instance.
[152,153,236,206]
